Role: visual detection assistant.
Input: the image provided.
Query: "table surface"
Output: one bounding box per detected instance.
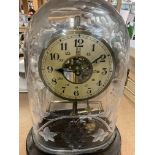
[19,93,135,155]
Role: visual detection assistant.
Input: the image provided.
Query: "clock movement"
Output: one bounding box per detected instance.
[24,0,129,155]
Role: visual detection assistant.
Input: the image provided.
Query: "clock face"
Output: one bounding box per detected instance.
[39,30,115,101]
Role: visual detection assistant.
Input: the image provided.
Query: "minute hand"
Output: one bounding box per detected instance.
[92,54,104,64]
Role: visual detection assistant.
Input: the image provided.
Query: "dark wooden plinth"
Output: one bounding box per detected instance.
[26,128,121,155]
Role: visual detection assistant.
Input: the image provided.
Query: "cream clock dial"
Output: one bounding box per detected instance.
[39,30,115,101]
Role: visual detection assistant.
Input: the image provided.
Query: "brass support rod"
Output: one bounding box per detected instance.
[72,102,78,115]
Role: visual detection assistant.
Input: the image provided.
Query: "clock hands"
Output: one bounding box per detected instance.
[55,68,73,74]
[55,56,93,84]
[56,54,105,74]
[91,54,104,64]
[56,66,90,76]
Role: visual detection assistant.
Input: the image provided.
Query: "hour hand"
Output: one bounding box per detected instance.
[55,68,64,74]
[55,68,72,74]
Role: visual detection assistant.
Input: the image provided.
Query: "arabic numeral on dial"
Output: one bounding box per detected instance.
[87,88,92,94]
[97,80,102,86]
[52,78,57,85]
[75,39,84,47]
[92,44,95,51]
[100,54,106,62]
[47,66,53,73]
[74,90,79,96]
[61,43,67,50]
[102,68,108,75]
[50,53,60,60]
[62,87,66,93]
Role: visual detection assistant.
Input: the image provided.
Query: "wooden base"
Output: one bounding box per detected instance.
[26,128,121,155]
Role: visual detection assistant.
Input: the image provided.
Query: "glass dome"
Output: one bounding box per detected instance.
[24,0,129,154]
